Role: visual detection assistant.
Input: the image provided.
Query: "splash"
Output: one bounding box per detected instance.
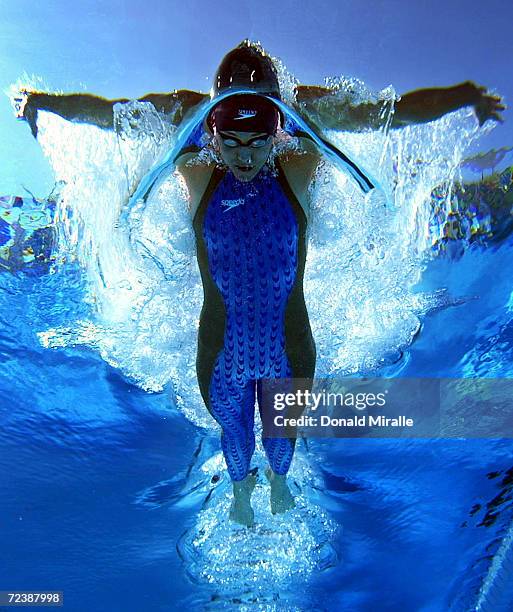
[304,110,486,375]
[174,440,339,608]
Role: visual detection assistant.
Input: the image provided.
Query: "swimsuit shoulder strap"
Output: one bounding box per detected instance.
[192,165,226,231]
[274,157,309,225]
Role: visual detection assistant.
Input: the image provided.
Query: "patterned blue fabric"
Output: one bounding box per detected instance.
[203,166,298,481]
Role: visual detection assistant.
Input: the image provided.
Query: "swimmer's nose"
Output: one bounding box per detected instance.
[237,150,253,164]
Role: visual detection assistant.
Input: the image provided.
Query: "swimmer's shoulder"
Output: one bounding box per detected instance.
[175,153,216,220]
[278,137,320,218]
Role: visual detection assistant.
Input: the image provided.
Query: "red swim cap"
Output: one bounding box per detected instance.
[207,94,280,135]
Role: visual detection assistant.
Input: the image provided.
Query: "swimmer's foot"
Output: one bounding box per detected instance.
[229,472,257,527]
[265,467,296,515]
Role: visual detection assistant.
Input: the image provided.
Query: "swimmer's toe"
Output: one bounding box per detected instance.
[270,487,296,515]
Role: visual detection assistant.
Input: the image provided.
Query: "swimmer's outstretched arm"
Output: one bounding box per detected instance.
[392,82,505,128]
[295,82,505,131]
[14,89,208,138]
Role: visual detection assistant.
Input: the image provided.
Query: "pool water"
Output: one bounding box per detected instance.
[1,177,513,610]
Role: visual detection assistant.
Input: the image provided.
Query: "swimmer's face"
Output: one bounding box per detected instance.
[215,130,274,182]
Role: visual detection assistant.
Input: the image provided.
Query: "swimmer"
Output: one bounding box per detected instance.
[17,40,505,527]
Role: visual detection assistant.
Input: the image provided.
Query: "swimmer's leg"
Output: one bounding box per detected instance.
[208,356,258,526]
[257,378,296,515]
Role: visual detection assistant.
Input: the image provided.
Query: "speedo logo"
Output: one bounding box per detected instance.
[221,198,245,210]
[234,109,257,120]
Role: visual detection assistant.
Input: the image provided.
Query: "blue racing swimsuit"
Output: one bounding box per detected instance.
[193,159,316,481]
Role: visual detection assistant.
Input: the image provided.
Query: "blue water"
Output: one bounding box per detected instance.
[2,2,512,606]
[1,215,513,610]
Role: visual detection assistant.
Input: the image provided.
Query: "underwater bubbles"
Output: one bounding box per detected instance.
[177,445,339,608]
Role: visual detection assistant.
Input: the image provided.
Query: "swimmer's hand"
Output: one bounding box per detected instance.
[11,89,29,118]
[462,81,506,126]
[11,89,39,137]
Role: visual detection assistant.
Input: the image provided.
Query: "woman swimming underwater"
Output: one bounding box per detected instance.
[17,40,504,527]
